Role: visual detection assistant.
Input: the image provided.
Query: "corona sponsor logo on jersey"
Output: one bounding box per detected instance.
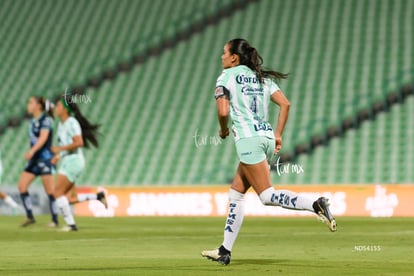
[235,74,264,85]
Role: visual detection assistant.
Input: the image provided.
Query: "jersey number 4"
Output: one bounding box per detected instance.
[250,95,258,114]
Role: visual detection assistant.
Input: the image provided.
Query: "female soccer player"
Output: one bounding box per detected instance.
[202,39,336,265]
[18,96,59,227]
[52,95,101,231]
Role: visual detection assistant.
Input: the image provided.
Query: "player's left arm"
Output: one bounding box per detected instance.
[271,90,290,153]
[25,129,50,160]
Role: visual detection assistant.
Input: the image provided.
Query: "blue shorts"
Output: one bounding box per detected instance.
[24,159,55,176]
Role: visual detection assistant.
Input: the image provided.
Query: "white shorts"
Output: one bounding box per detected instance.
[59,154,85,183]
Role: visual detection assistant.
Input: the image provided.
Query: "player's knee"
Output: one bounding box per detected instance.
[18,183,27,193]
[54,186,65,198]
[229,188,245,202]
[55,195,68,208]
[259,187,277,206]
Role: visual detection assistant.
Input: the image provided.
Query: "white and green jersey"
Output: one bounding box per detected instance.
[215,65,280,141]
[57,117,84,159]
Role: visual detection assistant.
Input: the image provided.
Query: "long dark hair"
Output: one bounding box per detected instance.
[62,94,100,148]
[227,38,288,82]
[32,96,54,118]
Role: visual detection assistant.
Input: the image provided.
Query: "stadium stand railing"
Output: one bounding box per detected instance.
[0,0,256,130]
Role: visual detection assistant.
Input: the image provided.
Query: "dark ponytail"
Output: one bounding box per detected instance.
[227,38,288,82]
[63,94,100,149]
[33,96,54,118]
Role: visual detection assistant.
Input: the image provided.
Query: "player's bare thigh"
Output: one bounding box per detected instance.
[54,174,74,197]
[230,163,251,194]
[239,159,272,195]
[41,175,54,195]
[65,185,79,204]
[17,172,36,193]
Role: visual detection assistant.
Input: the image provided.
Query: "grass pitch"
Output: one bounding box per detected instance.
[0,216,413,275]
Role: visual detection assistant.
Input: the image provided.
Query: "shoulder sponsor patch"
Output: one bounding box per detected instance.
[214,86,230,99]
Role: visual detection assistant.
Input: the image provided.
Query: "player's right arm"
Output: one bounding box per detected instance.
[270,90,290,153]
[25,129,50,160]
[215,70,231,139]
[215,86,230,139]
[51,154,60,165]
[216,96,230,139]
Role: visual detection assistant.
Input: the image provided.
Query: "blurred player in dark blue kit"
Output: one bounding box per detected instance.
[18,96,59,227]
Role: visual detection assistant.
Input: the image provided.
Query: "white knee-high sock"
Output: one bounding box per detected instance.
[77,193,97,202]
[56,196,75,226]
[259,187,315,212]
[4,195,18,208]
[222,189,245,252]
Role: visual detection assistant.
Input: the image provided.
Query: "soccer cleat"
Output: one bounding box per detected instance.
[313,197,337,232]
[201,247,231,265]
[20,218,36,227]
[97,192,108,209]
[59,225,78,232]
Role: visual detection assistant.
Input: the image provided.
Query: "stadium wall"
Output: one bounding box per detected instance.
[73,185,414,218]
[1,185,412,217]
[0,186,49,216]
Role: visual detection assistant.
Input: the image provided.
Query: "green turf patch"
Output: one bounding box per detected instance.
[0,216,413,275]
